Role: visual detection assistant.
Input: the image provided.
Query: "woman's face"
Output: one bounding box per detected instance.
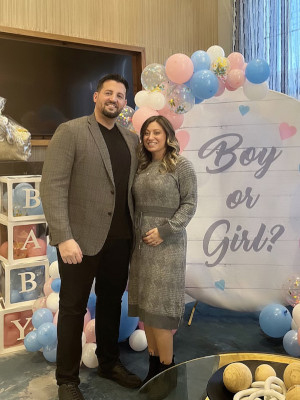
[143,121,167,160]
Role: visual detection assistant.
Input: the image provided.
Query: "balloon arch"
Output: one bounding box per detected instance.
[117,45,300,314]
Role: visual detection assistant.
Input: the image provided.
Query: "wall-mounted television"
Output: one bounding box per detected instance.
[0,30,144,138]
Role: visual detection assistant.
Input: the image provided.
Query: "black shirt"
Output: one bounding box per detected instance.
[98,123,132,239]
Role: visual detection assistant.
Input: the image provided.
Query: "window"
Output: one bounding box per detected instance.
[233,0,300,99]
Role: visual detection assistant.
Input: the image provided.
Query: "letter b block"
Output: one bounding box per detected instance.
[0,175,44,221]
[0,259,49,308]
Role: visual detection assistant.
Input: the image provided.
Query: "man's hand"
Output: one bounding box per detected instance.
[142,228,163,247]
[58,239,83,264]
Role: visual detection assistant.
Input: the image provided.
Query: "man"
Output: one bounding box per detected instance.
[40,74,141,400]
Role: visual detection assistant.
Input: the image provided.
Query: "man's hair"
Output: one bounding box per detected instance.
[96,74,129,93]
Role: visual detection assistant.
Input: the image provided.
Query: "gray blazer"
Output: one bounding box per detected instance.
[40,113,139,256]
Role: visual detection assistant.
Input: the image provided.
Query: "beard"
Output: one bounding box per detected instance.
[101,103,122,119]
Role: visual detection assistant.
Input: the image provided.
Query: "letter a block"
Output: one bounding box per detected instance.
[0,220,47,264]
[0,175,44,221]
[0,259,49,308]
[0,302,33,354]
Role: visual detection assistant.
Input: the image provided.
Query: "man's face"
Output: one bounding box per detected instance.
[93,80,127,119]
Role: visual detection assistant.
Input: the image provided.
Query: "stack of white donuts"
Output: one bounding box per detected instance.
[222,361,300,400]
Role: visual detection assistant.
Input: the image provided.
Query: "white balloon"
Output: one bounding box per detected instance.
[129,329,148,351]
[82,343,98,368]
[207,45,225,63]
[292,304,300,327]
[134,90,150,108]
[148,92,166,110]
[49,261,60,279]
[82,332,87,347]
[243,80,268,100]
[291,319,299,330]
[46,292,60,313]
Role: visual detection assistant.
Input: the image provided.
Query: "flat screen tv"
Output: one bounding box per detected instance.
[0,33,140,138]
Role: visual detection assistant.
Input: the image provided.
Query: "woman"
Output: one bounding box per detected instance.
[128,115,197,383]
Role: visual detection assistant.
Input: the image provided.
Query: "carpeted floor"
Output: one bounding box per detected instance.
[0,301,287,400]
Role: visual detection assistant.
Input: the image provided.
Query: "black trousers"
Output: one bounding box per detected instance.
[56,238,131,386]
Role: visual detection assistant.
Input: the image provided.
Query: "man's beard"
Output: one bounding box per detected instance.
[102,104,121,119]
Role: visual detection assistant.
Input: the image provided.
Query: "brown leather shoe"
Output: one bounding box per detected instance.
[98,360,142,389]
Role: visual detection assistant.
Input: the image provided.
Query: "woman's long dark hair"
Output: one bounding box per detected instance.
[137,115,180,173]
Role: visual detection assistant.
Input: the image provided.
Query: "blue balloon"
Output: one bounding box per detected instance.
[37,322,57,346]
[195,97,204,104]
[32,308,53,329]
[191,50,211,72]
[283,330,300,357]
[43,343,57,362]
[190,70,219,99]
[245,59,270,84]
[87,292,97,319]
[10,289,23,304]
[24,330,42,352]
[47,245,58,264]
[26,202,44,216]
[259,303,292,338]
[13,183,35,208]
[31,265,46,286]
[2,190,11,212]
[118,291,138,342]
[22,289,39,301]
[51,278,61,293]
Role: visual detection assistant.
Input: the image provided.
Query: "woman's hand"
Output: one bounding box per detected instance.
[143,228,164,246]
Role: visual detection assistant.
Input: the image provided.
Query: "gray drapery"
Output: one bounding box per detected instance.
[233,0,300,99]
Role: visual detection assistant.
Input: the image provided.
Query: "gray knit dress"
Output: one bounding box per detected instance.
[128,156,197,329]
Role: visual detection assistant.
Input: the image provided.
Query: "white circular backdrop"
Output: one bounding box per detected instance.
[182,88,300,311]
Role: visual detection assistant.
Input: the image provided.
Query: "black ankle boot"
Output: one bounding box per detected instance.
[142,355,160,385]
[159,357,175,373]
[140,357,177,400]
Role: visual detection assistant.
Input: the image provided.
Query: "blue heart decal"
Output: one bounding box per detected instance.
[214,279,225,291]
[239,105,250,116]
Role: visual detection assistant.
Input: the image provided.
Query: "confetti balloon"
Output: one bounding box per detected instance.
[211,57,230,77]
[282,276,300,307]
[166,84,195,114]
[116,106,135,131]
[141,64,168,91]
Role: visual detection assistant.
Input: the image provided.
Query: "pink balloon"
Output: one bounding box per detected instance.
[158,107,184,130]
[138,321,144,330]
[53,310,59,325]
[4,312,21,327]
[132,107,159,133]
[227,52,245,69]
[4,325,20,347]
[84,309,91,328]
[226,69,245,89]
[32,296,48,313]
[84,319,96,343]
[0,241,8,258]
[214,78,226,97]
[176,130,190,154]
[165,53,194,84]
[13,224,37,243]
[43,277,54,296]
[20,309,33,325]
[242,63,248,72]
[27,238,47,257]
[225,80,237,91]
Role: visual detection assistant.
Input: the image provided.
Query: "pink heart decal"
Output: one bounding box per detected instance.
[176,130,190,154]
[279,122,297,140]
